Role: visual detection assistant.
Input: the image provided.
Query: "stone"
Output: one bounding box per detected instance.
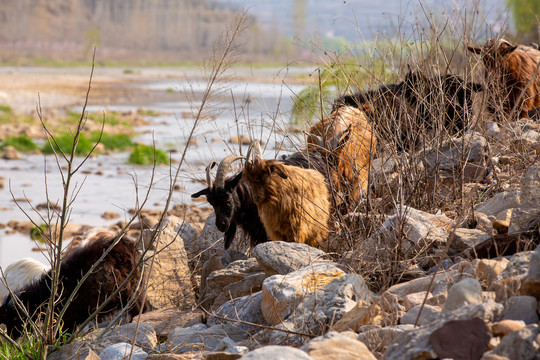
[443,278,483,312]
[240,346,314,360]
[261,263,346,325]
[367,206,450,257]
[0,176,4,189]
[476,258,509,288]
[330,300,383,332]
[166,324,245,354]
[500,251,532,279]
[251,241,330,276]
[304,331,377,360]
[143,216,195,309]
[88,323,157,354]
[47,343,100,360]
[475,191,519,218]
[491,319,526,337]
[207,292,266,334]
[2,145,21,160]
[132,308,204,338]
[509,164,540,233]
[520,245,540,300]
[400,304,441,326]
[501,296,539,324]
[386,269,464,298]
[429,317,491,360]
[229,135,251,145]
[403,291,433,311]
[451,228,492,251]
[489,324,540,360]
[475,212,495,234]
[101,211,120,220]
[357,325,415,355]
[486,122,500,138]
[99,342,148,360]
[257,274,373,346]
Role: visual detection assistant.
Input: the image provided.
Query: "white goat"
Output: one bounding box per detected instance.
[0,258,49,304]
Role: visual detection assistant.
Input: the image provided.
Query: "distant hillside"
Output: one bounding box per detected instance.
[0,0,295,62]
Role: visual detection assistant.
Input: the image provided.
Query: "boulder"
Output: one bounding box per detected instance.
[240,346,314,360]
[86,323,157,354]
[509,164,540,233]
[142,216,195,309]
[251,241,330,276]
[47,343,100,360]
[488,324,540,360]
[400,304,441,326]
[166,324,245,354]
[208,292,266,334]
[357,325,415,355]
[303,331,377,360]
[475,191,519,218]
[451,228,492,251]
[99,343,148,360]
[132,308,204,338]
[476,258,509,288]
[501,296,539,324]
[330,300,383,332]
[491,319,526,337]
[260,263,346,325]
[520,245,540,300]
[442,278,483,312]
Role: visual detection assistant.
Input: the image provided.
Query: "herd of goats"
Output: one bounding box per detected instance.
[0,37,539,340]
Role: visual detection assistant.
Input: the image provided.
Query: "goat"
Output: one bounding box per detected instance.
[306,106,376,211]
[468,38,540,120]
[0,258,49,304]
[191,155,269,249]
[401,67,483,136]
[242,141,330,248]
[0,232,149,337]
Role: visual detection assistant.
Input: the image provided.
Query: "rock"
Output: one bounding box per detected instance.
[260,263,346,325]
[501,296,539,324]
[494,276,525,302]
[491,319,526,337]
[208,292,266,334]
[403,291,433,311]
[475,212,495,234]
[201,257,263,310]
[132,308,204,338]
[304,331,377,360]
[476,258,509,288]
[384,301,502,360]
[147,354,191,359]
[99,342,148,360]
[240,346,314,360]
[486,122,500,138]
[143,216,195,309]
[166,324,245,354]
[475,190,519,218]
[251,241,330,276]
[451,228,492,251]
[88,323,157,354]
[509,164,540,233]
[367,206,450,257]
[520,245,540,300]
[101,211,120,220]
[511,130,540,152]
[429,317,491,360]
[400,304,441,326]
[205,353,243,360]
[386,269,464,298]
[47,343,100,360]
[257,274,373,346]
[2,145,21,160]
[420,132,488,181]
[0,176,4,189]
[229,135,251,145]
[442,278,483,312]
[357,325,414,355]
[500,251,532,279]
[330,300,383,332]
[488,324,540,360]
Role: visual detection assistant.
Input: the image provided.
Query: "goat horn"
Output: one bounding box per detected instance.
[205,161,217,189]
[246,140,263,162]
[214,154,244,188]
[306,131,325,148]
[329,125,352,149]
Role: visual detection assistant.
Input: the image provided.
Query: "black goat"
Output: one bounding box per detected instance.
[192,155,269,250]
[0,232,149,337]
[401,68,483,136]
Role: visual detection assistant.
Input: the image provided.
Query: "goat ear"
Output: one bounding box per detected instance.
[270,163,288,179]
[226,172,243,191]
[499,43,517,56]
[467,45,482,54]
[191,188,209,198]
[336,126,352,150]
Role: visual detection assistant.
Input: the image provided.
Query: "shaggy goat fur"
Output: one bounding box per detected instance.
[468,38,540,120]
[243,158,330,248]
[0,258,49,304]
[0,232,149,337]
[306,106,376,211]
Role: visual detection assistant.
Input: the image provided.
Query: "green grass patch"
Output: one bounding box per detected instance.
[128,144,169,165]
[41,133,95,156]
[30,224,49,243]
[90,132,133,150]
[137,108,161,116]
[0,135,38,152]
[64,110,128,127]
[166,88,175,93]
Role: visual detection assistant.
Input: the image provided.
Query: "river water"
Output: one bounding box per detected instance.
[0,67,309,269]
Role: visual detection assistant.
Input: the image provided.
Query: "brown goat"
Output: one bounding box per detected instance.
[306,106,377,211]
[468,38,540,120]
[242,142,330,248]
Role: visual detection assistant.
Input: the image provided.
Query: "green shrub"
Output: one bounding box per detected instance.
[0,135,38,152]
[30,224,49,243]
[41,133,95,156]
[128,144,169,165]
[90,132,133,150]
